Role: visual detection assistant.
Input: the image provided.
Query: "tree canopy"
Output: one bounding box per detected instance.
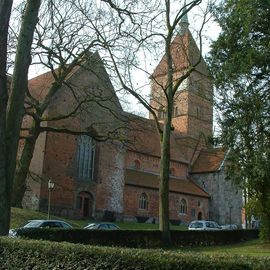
[209,0,270,238]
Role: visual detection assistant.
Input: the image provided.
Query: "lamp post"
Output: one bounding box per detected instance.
[229,205,233,229]
[47,179,55,220]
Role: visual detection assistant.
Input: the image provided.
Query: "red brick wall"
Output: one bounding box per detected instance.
[123,185,209,223]
[126,150,188,179]
[40,133,76,216]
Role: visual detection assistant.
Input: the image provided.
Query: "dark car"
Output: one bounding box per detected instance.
[84,223,120,230]
[9,219,73,237]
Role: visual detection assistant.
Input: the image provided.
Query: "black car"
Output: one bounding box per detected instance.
[9,219,73,237]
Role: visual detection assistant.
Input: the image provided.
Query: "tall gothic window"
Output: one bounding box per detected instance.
[179,198,187,214]
[76,135,95,180]
[139,193,148,210]
[158,106,165,120]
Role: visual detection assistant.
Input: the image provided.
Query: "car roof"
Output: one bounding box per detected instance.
[28,220,68,222]
[86,222,117,225]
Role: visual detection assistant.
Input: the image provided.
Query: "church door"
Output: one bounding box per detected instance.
[78,191,94,218]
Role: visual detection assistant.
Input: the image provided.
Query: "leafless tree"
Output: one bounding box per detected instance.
[77,0,212,245]
[9,0,133,207]
[0,0,41,236]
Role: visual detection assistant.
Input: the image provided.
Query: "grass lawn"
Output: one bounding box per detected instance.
[179,239,270,257]
[11,207,270,257]
[10,207,187,230]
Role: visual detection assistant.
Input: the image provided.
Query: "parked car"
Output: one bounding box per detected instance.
[221,224,238,230]
[188,220,221,231]
[84,223,120,230]
[9,219,73,237]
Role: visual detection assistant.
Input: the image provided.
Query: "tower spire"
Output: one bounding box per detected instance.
[179,0,189,34]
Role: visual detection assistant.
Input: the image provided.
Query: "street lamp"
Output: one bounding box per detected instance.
[229,205,233,229]
[47,179,55,220]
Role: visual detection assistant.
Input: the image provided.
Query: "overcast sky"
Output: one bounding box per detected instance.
[11,0,221,118]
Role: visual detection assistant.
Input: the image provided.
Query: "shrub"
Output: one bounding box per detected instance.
[0,238,269,270]
[15,228,259,248]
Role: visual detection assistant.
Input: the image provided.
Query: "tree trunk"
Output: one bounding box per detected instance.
[5,0,41,222]
[159,106,173,246]
[0,0,13,236]
[158,28,175,245]
[12,127,40,207]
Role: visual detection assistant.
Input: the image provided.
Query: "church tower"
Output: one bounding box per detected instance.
[149,9,213,145]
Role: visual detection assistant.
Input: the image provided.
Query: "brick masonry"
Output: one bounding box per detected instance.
[21,27,243,226]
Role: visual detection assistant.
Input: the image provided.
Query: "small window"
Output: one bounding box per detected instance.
[196,107,203,119]
[158,107,165,120]
[139,193,148,210]
[174,106,179,117]
[191,208,196,217]
[134,160,141,170]
[198,201,201,207]
[169,168,175,176]
[179,198,187,214]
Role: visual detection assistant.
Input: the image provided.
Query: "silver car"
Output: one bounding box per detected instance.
[84,223,120,230]
[188,220,221,231]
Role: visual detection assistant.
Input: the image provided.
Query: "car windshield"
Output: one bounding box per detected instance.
[23,220,43,228]
[108,224,119,229]
[61,222,72,228]
[85,224,97,228]
[190,222,203,228]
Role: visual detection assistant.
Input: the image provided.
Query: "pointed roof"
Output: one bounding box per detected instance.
[152,21,210,79]
[28,51,122,110]
[125,168,210,198]
[179,1,189,34]
[191,148,226,174]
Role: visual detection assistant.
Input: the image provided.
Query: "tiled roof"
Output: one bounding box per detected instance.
[124,114,189,164]
[152,30,210,78]
[28,70,56,100]
[191,148,225,174]
[125,169,209,198]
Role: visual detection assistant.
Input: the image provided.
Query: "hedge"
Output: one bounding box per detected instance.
[0,238,269,270]
[14,228,259,248]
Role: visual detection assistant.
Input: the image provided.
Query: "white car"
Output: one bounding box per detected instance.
[188,220,221,231]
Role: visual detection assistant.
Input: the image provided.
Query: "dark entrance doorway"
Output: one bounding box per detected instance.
[198,212,202,220]
[78,191,94,218]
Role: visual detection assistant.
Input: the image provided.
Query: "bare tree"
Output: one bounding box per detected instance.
[77,0,211,245]
[0,0,41,236]
[0,0,13,236]
[9,0,132,207]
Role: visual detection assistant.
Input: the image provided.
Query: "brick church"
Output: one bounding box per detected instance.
[22,16,243,226]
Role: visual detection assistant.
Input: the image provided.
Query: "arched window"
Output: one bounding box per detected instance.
[158,107,165,120]
[134,160,141,170]
[169,167,175,176]
[174,106,179,117]
[139,193,148,210]
[179,198,187,214]
[76,135,95,180]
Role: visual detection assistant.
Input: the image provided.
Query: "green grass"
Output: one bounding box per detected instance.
[10,207,187,230]
[11,207,270,257]
[178,239,270,257]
